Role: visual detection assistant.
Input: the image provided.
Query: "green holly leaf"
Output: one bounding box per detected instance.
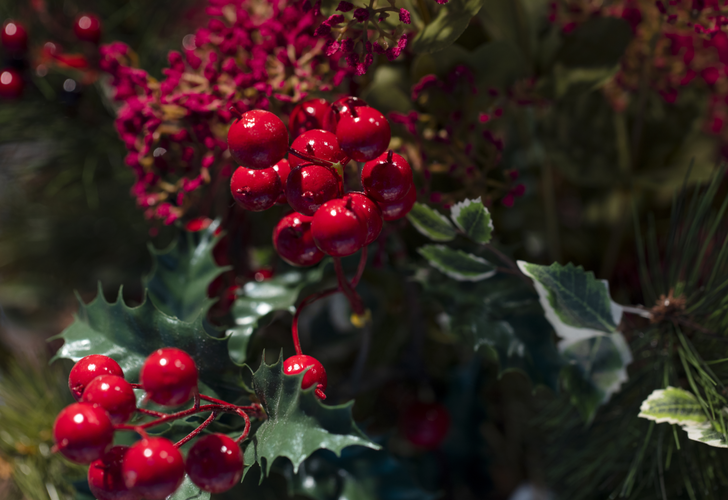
[228,266,327,364]
[638,387,708,427]
[407,203,457,242]
[167,475,210,500]
[561,333,632,422]
[243,354,379,480]
[420,272,563,390]
[143,221,229,322]
[419,245,495,281]
[412,0,484,54]
[450,197,493,244]
[50,285,238,390]
[517,261,622,340]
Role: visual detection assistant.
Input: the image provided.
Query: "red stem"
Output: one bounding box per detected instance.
[137,408,166,418]
[229,106,243,120]
[351,246,368,287]
[333,257,366,316]
[116,404,237,431]
[288,147,334,167]
[174,411,218,448]
[235,409,252,444]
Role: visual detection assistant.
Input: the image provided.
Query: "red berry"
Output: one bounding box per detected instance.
[122,437,185,500]
[82,375,137,424]
[311,198,366,257]
[273,212,325,267]
[273,158,291,203]
[333,96,367,118]
[184,217,212,232]
[283,355,327,398]
[53,403,114,464]
[378,184,417,221]
[361,152,413,202]
[0,69,23,100]
[186,433,244,493]
[400,402,450,449]
[285,164,340,216]
[347,192,383,245]
[88,446,140,500]
[74,14,102,44]
[1,20,28,52]
[69,355,124,402]
[227,109,288,170]
[289,129,348,170]
[336,106,391,162]
[289,98,337,138]
[140,348,198,406]
[230,165,281,211]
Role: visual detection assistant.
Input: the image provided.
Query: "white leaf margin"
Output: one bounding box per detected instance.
[517,261,624,347]
[407,204,457,242]
[450,197,494,235]
[422,245,496,282]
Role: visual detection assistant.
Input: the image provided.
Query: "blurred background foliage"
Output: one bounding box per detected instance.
[2,0,728,499]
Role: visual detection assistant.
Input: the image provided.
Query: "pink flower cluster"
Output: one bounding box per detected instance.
[390,66,523,207]
[317,0,412,75]
[552,1,728,152]
[101,0,356,223]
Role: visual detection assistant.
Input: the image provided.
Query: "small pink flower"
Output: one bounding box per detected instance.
[336,1,354,12]
[399,8,411,24]
[353,8,369,22]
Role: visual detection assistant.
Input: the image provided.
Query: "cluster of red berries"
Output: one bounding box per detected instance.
[54,349,244,499]
[227,97,416,267]
[0,14,101,99]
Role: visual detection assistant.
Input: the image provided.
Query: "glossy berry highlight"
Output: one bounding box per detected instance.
[289,129,348,170]
[336,106,391,162]
[347,192,383,245]
[284,355,327,399]
[186,433,244,493]
[140,348,198,406]
[361,152,413,202]
[53,403,114,464]
[0,69,23,100]
[122,437,185,500]
[378,184,417,221]
[82,375,137,424]
[227,109,288,170]
[69,355,124,402]
[273,212,325,267]
[1,20,28,52]
[88,446,139,500]
[311,198,367,257]
[285,164,340,216]
[74,14,102,44]
[230,165,281,211]
[289,98,337,138]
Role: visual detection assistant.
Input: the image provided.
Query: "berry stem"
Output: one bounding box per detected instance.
[288,147,334,167]
[351,246,368,287]
[174,411,218,448]
[229,105,243,120]
[333,257,366,316]
[136,407,166,418]
[116,404,241,431]
[235,408,252,444]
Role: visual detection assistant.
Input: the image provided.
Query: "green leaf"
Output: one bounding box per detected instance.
[167,475,210,500]
[228,266,327,364]
[50,285,238,389]
[143,221,229,322]
[685,426,728,448]
[561,333,632,422]
[638,387,708,427]
[243,354,379,480]
[450,197,492,244]
[419,245,495,281]
[517,261,622,340]
[411,0,484,54]
[407,202,457,242]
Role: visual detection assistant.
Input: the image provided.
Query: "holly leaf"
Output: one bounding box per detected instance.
[638,387,708,427]
[243,354,379,480]
[450,197,493,244]
[638,387,728,449]
[407,203,457,242]
[561,333,632,422]
[228,266,327,364]
[517,261,623,342]
[143,221,229,322]
[167,475,210,500]
[412,0,484,54]
[419,245,495,281]
[50,285,238,390]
